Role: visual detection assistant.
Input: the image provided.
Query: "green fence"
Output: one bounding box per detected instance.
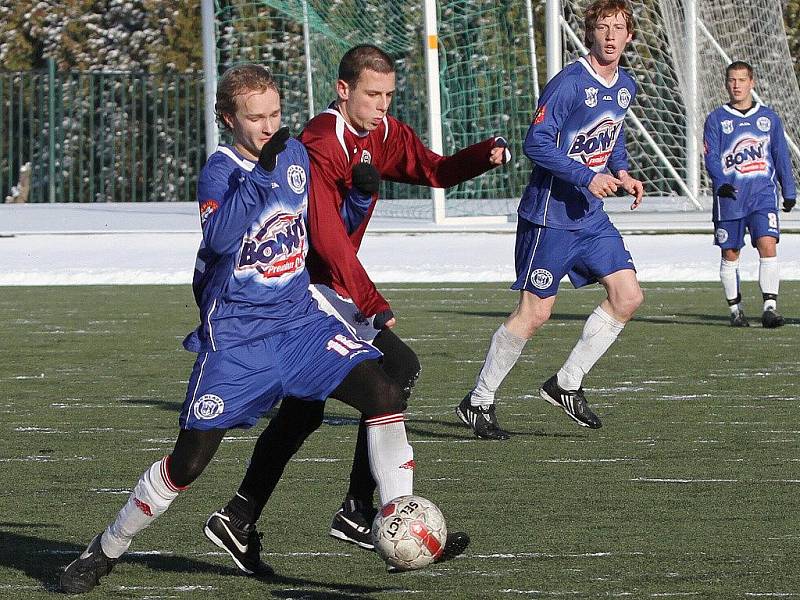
[0,64,206,203]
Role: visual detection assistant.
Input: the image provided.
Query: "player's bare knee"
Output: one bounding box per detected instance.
[630,287,644,312]
[612,290,643,321]
[509,301,551,338]
[521,308,551,336]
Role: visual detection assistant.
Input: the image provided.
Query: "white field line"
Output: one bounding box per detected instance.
[116,586,216,592]
[471,551,643,559]
[0,455,93,462]
[633,478,800,484]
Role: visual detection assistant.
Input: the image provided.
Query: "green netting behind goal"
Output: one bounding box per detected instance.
[213,0,800,219]
[213,0,538,218]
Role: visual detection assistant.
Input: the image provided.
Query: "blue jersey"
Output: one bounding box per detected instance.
[704,103,796,221]
[518,58,635,230]
[183,140,321,353]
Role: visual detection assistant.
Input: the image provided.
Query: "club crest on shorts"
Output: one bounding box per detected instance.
[193,394,224,420]
[715,227,729,243]
[757,116,771,132]
[286,165,307,194]
[584,87,598,108]
[530,268,554,290]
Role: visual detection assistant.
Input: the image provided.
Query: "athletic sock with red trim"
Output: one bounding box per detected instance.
[365,413,414,506]
[101,456,187,558]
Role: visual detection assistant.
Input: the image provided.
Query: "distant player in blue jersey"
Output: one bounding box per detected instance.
[703,60,796,328]
[457,0,644,435]
[59,64,421,593]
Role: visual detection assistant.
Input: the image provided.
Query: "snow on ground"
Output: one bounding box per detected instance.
[0,203,798,285]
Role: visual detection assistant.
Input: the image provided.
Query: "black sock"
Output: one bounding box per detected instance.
[234,397,325,523]
[225,491,257,526]
[346,416,378,507]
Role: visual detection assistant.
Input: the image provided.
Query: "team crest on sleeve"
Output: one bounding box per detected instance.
[287,165,307,194]
[757,117,771,132]
[360,150,372,164]
[533,105,546,125]
[617,88,631,109]
[193,394,224,420]
[721,120,734,134]
[584,87,598,108]
[530,268,554,290]
[199,199,219,224]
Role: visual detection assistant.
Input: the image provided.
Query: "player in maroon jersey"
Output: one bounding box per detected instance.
[205,45,509,566]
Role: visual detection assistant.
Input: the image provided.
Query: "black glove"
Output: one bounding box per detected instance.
[783,198,796,213]
[493,136,512,164]
[352,162,380,195]
[373,309,395,330]
[258,127,291,172]
[716,183,736,199]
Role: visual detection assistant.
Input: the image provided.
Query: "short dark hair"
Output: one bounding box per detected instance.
[583,0,636,47]
[338,45,395,88]
[215,64,280,131]
[726,61,754,80]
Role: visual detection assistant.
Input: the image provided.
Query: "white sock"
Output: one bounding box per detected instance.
[101,457,186,559]
[557,306,625,391]
[720,258,741,313]
[471,324,528,408]
[365,413,414,506]
[759,256,779,311]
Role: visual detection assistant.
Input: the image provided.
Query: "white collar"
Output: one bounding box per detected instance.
[578,56,620,88]
[722,102,762,118]
[325,104,371,138]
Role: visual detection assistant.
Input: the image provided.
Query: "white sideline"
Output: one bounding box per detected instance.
[0,203,798,285]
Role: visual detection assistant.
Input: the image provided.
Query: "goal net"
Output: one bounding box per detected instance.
[659,0,800,195]
[212,0,537,219]
[211,0,800,219]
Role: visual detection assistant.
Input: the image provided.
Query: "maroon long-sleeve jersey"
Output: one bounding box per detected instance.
[300,105,498,318]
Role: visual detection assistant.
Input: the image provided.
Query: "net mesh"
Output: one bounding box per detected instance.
[213,0,537,218]
[214,0,800,218]
[660,0,800,195]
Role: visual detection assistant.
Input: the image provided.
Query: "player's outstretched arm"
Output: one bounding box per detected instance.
[380,119,502,188]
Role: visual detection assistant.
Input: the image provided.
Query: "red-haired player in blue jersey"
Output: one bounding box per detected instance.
[703,60,796,328]
[204,44,510,562]
[59,64,430,593]
[459,0,645,434]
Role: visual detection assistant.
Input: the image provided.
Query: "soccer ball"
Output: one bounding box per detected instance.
[371,495,447,571]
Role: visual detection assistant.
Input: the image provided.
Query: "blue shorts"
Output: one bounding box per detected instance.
[179,314,381,430]
[512,216,635,298]
[714,209,780,250]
